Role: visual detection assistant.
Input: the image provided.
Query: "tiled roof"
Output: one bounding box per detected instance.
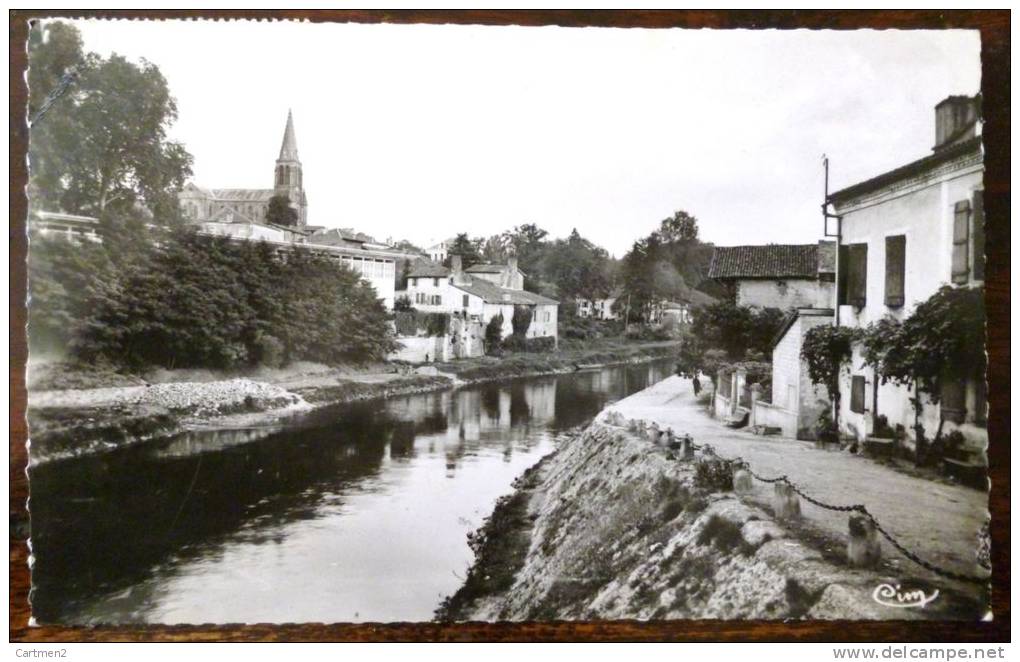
[407,259,451,278]
[454,277,558,306]
[828,136,982,204]
[708,244,820,280]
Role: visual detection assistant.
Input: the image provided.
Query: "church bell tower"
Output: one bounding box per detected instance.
[274,110,307,226]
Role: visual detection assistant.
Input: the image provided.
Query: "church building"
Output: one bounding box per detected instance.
[178,110,309,226]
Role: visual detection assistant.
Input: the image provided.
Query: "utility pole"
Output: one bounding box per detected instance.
[822,155,843,326]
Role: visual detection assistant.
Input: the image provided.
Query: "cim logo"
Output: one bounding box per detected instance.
[872,583,939,609]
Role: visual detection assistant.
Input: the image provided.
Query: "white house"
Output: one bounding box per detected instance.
[425,237,456,264]
[828,94,985,452]
[406,256,558,344]
[708,241,836,309]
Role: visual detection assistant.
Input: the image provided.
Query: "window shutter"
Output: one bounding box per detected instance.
[850,376,867,414]
[952,200,971,283]
[939,378,966,424]
[884,235,906,307]
[837,244,849,306]
[972,191,985,281]
[847,243,868,308]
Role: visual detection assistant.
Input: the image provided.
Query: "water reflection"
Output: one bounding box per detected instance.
[29,359,673,624]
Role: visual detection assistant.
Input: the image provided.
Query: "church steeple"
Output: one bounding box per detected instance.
[278,109,299,161]
[274,109,306,226]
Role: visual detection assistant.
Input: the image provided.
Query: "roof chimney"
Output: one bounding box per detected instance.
[503,256,519,289]
[934,95,980,152]
[450,254,469,285]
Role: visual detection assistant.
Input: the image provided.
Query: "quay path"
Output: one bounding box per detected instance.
[609,375,990,589]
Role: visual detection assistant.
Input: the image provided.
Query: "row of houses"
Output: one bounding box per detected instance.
[710,94,986,458]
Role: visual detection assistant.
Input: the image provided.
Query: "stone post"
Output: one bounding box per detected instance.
[680,434,695,460]
[733,468,753,494]
[731,368,743,416]
[772,483,801,520]
[750,383,762,428]
[847,513,882,568]
[647,422,661,445]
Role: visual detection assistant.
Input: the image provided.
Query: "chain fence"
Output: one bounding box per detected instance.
[609,416,989,586]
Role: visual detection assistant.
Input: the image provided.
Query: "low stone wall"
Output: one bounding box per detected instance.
[390,336,448,363]
[751,400,797,437]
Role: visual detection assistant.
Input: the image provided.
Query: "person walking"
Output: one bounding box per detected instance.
[692,374,702,397]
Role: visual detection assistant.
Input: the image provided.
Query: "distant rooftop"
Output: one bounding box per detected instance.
[709,244,824,280]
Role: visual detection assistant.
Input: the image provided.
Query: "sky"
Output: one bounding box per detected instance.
[60,19,979,257]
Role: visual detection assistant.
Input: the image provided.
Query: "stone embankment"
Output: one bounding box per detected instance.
[438,418,987,621]
[26,343,679,465]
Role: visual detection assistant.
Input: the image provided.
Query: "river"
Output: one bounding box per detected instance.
[28,359,674,625]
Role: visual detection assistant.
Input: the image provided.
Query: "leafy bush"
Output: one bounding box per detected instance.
[861,286,985,404]
[52,228,398,369]
[395,310,451,337]
[484,314,504,355]
[625,324,672,341]
[253,333,285,369]
[511,304,533,336]
[694,456,736,491]
[801,325,859,428]
[393,295,413,312]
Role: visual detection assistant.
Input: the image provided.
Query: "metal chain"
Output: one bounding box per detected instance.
[669,427,989,585]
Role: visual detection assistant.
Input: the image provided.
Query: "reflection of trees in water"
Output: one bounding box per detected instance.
[29,400,435,623]
[30,359,673,624]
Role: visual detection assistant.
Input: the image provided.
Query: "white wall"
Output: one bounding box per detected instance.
[736,278,832,310]
[835,166,983,329]
[833,159,985,450]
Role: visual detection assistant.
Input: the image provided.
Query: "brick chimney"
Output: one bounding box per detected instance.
[934,95,980,152]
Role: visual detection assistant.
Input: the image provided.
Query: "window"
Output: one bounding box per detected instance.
[845,243,868,308]
[433,278,439,287]
[411,278,417,287]
[884,235,906,307]
[850,376,867,414]
[952,200,971,284]
[463,294,469,308]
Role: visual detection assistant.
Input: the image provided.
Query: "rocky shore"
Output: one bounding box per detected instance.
[437,420,986,621]
[25,342,679,465]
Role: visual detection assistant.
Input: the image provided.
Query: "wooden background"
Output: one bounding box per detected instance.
[8,9,1010,643]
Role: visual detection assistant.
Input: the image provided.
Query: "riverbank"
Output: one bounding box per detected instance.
[437,395,987,621]
[25,341,678,464]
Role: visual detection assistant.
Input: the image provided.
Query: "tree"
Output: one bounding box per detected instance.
[484,314,504,355]
[28,21,193,221]
[800,325,859,438]
[73,229,398,369]
[265,194,299,227]
[860,286,985,461]
[511,305,533,337]
[444,233,483,269]
[540,229,612,304]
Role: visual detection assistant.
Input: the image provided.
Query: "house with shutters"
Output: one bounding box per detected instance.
[405,255,559,345]
[827,93,985,451]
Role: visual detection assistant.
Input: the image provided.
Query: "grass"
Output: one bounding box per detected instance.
[697,514,755,556]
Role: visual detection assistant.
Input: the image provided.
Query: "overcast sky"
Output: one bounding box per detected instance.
[63,19,979,256]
